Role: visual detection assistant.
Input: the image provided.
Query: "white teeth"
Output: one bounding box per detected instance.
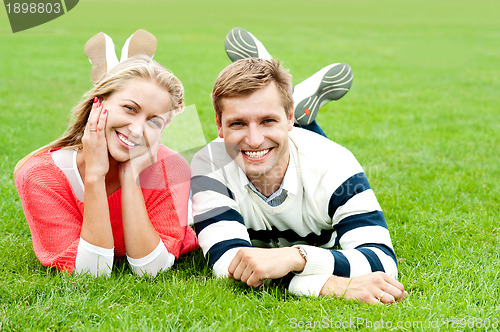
[244,149,269,158]
[118,132,137,147]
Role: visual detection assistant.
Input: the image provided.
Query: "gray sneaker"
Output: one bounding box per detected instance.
[293,63,353,125]
[225,27,272,62]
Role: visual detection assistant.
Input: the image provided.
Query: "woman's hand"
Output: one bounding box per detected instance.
[80,97,114,250]
[82,98,109,179]
[118,129,163,260]
[118,129,162,185]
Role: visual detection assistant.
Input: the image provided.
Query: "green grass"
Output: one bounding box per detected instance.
[1,0,499,330]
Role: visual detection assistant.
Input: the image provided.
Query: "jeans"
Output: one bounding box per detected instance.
[295,120,327,138]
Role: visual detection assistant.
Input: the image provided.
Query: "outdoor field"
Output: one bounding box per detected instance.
[1,0,499,330]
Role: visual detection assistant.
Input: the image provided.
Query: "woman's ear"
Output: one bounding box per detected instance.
[84,32,119,84]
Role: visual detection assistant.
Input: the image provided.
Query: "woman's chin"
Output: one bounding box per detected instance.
[108,150,131,164]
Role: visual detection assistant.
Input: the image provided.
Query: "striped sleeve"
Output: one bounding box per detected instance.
[289,172,398,297]
[327,172,397,277]
[191,146,251,277]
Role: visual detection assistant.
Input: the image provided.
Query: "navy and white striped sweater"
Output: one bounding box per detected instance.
[191,127,397,296]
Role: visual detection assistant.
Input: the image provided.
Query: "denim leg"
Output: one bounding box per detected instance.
[294,120,328,138]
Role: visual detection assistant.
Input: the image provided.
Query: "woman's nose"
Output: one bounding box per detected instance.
[128,120,144,138]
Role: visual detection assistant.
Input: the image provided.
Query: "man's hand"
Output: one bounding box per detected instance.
[320,272,408,305]
[228,247,306,287]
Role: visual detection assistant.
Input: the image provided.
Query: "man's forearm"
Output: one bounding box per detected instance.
[227,247,307,287]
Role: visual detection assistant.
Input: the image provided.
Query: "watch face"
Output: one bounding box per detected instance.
[298,247,307,259]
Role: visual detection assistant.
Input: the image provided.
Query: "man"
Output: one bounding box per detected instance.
[191,57,406,305]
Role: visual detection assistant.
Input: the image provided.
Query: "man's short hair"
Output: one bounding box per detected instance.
[212,58,293,124]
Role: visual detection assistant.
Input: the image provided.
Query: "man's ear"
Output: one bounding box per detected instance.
[287,107,294,131]
[216,114,224,138]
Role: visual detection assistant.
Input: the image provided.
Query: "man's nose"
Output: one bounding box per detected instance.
[244,124,265,148]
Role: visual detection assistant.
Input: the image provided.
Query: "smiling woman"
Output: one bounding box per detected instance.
[13,50,198,277]
[100,78,172,165]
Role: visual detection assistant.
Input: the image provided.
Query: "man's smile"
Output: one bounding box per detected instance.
[242,148,271,160]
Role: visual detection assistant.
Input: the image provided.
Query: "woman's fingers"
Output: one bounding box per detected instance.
[96,107,108,132]
[86,97,102,131]
[84,98,107,141]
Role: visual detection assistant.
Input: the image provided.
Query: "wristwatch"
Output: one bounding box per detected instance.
[296,246,307,262]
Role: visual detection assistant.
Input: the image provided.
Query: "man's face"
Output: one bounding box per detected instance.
[216,83,294,189]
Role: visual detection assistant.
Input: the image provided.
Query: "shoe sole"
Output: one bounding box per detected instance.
[294,63,353,125]
[84,32,119,84]
[225,27,269,61]
[120,29,157,62]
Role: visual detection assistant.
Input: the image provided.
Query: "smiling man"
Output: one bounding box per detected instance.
[191,58,407,305]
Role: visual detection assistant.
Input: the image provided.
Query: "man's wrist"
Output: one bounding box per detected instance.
[320,275,351,297]
[292,246,307,272]
[289,274,332,297]
[291,245,335,276]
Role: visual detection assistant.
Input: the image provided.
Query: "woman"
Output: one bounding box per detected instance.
[14,55,198,276]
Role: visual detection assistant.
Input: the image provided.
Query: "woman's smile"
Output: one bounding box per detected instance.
[116,131,139,148]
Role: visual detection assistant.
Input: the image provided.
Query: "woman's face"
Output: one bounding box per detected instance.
[101,78,172,163]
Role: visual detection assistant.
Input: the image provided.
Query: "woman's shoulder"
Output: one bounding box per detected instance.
[139,145,191,190]
[15,149,70,193]
[16,150,58,180]
[157,145,190,171]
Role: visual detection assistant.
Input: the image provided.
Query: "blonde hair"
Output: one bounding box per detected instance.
[212,58,293,125]
[14,55,184,178]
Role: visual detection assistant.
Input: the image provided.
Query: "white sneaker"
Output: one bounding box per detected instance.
[225,27,272,62]
[293,63,353,125]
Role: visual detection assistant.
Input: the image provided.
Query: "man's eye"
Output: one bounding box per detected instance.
[263,119,275,124]
[230,122,243,127]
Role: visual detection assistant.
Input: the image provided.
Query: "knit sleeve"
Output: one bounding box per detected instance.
[324,169,398,279]
[15,153,83,272]
[281,132,398,296]
[190,142,252,276]
[140,146,198,258]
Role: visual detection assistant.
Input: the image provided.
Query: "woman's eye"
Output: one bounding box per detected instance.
[124,105,136,113]
[148,118,163,129]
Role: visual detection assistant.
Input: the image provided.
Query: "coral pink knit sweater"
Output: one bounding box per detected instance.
[16,145,198,272]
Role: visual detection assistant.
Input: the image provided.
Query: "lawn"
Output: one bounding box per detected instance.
[1,0,499,330]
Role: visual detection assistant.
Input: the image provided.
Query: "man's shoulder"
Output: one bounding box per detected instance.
[289,128,364,190]
[191,138,236,176]
[289,127,355,162]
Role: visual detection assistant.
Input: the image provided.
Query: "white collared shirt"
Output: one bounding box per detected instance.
[238,142,298,207]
